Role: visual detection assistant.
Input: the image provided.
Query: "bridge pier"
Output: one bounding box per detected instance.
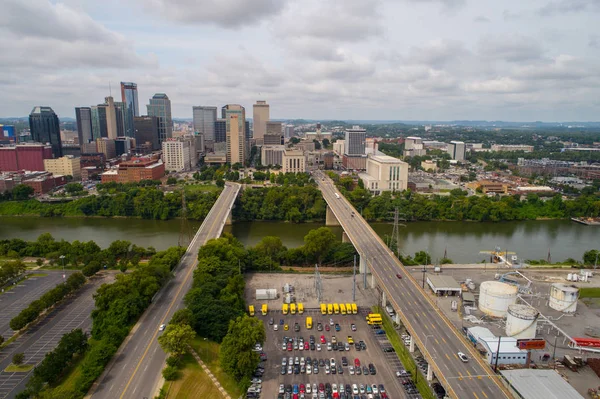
[395,313,400,325]
[225,209,233,225]
[342,231,350,243]
[326,205,341,226]
[359,256,367,273]
[409,336,415,353]
[381,290,386,307]
[427,363,433,381]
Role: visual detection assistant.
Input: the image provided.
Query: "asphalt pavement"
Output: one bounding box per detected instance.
[90,182,241,399]
[0,272,113,399]
[314,171,510,399]
[0,270,74,338]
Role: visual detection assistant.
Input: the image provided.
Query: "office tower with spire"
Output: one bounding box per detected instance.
[29,106,62,158]
[253,100,269,144]
[120,82,139,137]
[147,93,173,145]
[222,104,246,164]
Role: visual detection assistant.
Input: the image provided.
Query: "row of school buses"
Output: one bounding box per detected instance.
[319,303,358,315]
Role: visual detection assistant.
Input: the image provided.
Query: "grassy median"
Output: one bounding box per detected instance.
[189,337,241,398]
[373,306,435,399]
[162,352,222,399]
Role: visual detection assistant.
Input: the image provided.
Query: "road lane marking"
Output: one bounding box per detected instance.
[473,392,480,399]
[482,391,488,398]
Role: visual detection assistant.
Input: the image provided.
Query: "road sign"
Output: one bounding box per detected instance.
[517,339,546,350]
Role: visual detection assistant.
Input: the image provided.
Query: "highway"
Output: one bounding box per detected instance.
[0,270,74,338]
[90,182,241,399]
[315,171,510,399]
[0,272,112,399]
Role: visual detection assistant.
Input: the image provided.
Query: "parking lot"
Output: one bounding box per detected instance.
[258,308,415,399]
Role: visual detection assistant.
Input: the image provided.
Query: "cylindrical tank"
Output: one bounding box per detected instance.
[478,281,518,317]
[567,273,573,281]
[506,304,539,339]
[549,283,579,313]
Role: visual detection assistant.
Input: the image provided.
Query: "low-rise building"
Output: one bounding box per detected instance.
[479,337,527,366]
[500,369,584,399]
[261,145,285,166]
[101,157,165,183]
[447,141,466,161]
[204,152,227,165]
[323,152,334,169]
[333,140,345,156]
[96,138,116,160]
[342,154,367,171]
[491,144,534,153]
[359,154,408,194]
[467,180,510,194]
[282,149,306,174]
[421,160,437,172]
[0,171,66,194]
[44,155,81,180]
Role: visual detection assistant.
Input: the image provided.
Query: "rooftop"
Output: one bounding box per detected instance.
[500,369,584,399]
[426,274,461,290]
[479,336,526,354]
[369,154,405,164]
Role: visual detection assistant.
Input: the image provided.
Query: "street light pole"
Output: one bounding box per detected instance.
[59,255,66,280]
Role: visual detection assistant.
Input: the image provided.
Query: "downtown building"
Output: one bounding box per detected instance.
[120,82,139,137]
[282,149,307,174]
[101,156,165,183]
[133,116,160,151]
[253,100,269,144]
[162,136,197,172]
[147,93,173,145]
[29,106,62,159]
[222,104,247,164]
[0,144,53,172]
[343,126,367,170]
[44,155,81,180]
[359,154,409,194]
[193,106,217,142]
[447,141,466,161]
[261,145,285,166]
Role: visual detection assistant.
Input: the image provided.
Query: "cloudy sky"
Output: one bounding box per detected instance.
[1,0,599,121]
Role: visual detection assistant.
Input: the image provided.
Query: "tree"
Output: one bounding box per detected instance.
[162,365,179,381]
[303,227,336,264]
[12,353,24,366]
[583,249,600,266]
[64,183,84,195]
[322,138,330,148]
[158,324,196,357]
[166,177,177,185]
[170,309,194,326]
[0,335,4,345]
[12,185,34,200]
[219,315,265,380]
[215,178,225,188]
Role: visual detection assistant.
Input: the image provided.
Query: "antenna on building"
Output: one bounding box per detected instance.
[109,82,112,97]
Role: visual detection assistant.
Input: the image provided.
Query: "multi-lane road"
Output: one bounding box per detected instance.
[0,273,112,399]
[315,171,510,399]
[90,182,240,399]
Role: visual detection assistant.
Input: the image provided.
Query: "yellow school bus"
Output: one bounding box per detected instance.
[261,304,268,316]
[327,304,333,315]
[333,303,340,314]
[282,303,289,315]
[298,303,304,315]
[290,303,297,315]
[351,303,358,314]
[346,303,353,315]
[249,305,255,316]
[320,304,327,315]
[340,303,347,315]
[306,316,313,329]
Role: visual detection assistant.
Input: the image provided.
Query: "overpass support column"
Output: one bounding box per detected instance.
[326,205,341,226]
[370,273,376,289]
[359,255,367,274]
[409,337,415,353]
[426,364,433,381]
[342,231,350,243]
[395,313,400,325]
[381,291,386,307]
[225,209,233,226]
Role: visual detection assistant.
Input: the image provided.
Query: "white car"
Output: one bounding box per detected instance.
[349,366,355,375]
[330,358,336,368]
[159,324,166,331]
[316,343,322,351]
[274,324,278,331]
[279,384,285,394]
[332,384,338,394]
[327,343,332,351]
[372,384,379,394]
[325,365,330,374]
[458,352,469,362]
[352,384,359,394]
[330,318,334,325]
[306,384,312,393]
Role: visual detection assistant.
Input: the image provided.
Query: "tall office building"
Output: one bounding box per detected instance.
[285,124,294,139]
[29,106,62,158]
[223,104,246,164]
[252,100,269,142]
[192,106,217,141]
[75,107,93,145]
[91,105,108,140]
[162,136,197,171]
[264,121,283,145]
[134,116,160,151]
[344,126,366,156]
[96,138,116,159]
[447,141,466,161]
[114,101,127,137]
[120,82,139,137]
[214,119,226,143]
[147,93,173,145]
[104,96,119,139]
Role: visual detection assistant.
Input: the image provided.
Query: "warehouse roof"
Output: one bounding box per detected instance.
[500,369,584,399]
[426,275,461,292]
[480,337,525,354]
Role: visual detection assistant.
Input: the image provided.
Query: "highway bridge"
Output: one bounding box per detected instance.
[90,182,241,399]
[315,171,511,399]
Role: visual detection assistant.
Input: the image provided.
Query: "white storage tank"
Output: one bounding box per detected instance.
[549,283,579,313]
[506,304,539,339]
[478,281,518,317]
[255,289,277,300]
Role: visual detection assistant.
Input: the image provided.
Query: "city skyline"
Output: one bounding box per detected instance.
[1,0,600,121]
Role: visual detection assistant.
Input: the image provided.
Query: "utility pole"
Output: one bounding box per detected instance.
[363,255,367,289]
[59,255,66,280]
[494,336,501,372]
[552,335,558,370]
[353,255,356,302]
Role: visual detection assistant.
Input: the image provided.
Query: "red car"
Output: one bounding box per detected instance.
[325,324,330,331]
[300,384,305,393]
[319,383,325,393]
[396,273,402,279]
[287,343,292,351]
[304,342,309,350]
[354,358,361,368]
[320,335,326,344]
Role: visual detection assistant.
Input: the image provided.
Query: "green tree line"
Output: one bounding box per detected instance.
[0,259,26,286]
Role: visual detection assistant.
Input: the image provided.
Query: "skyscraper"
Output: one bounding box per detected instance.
[214,119,226,143]
[104,96,119,139]
[344,126,366,155]
[447,141,466,161]
[192,106,217,142]
[114,100,127,137]
[222,104,246,164]
[252,100,269,143]
[91,105,108,140]
[134,116,160,151]
[264,121,283,145]
[120,82,139,137]
[29,106,62,158]
[147,93,173,145]
[75,107,93,145]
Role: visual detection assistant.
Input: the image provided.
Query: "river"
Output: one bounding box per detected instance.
[0,217,598,264]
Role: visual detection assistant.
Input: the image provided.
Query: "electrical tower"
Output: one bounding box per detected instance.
[390,208,401,255]
[178,191,192,248]
[314,263,323,303]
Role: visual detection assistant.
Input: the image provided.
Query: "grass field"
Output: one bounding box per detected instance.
[4,364,34,372]
[164,352,223,399]
[373,306,435,399]
[189,337,241,398]
[580,287,600,298]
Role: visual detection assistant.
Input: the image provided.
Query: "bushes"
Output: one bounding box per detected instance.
[0,260,26,286]
[10,273,86,331]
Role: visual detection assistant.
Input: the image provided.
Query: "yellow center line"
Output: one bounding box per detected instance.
[119,188,233,398]
[473,392,480,399]
[482,391,489,398]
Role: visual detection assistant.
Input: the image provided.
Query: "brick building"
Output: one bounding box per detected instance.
[101,157,165,183]
[0,144,54,172]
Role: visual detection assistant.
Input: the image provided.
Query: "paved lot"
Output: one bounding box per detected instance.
[0,272,112,399]
[0,271,74,338]
[259,308,410,399]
